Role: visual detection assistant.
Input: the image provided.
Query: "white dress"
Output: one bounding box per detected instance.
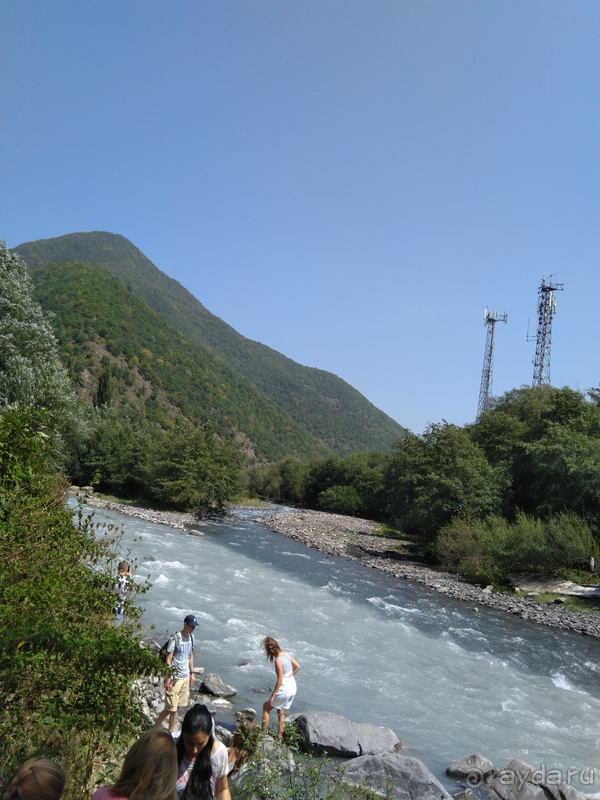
[272,653,297,710]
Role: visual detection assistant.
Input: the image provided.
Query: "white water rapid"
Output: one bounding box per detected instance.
[81,502,600,794]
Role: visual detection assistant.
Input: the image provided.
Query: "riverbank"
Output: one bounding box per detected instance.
[260,509,600,639]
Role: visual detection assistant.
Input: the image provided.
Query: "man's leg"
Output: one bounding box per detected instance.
[168,709,178,733]
[156,677,181,728]
[155,707,170,728]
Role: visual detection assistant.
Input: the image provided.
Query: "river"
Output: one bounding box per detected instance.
[79,501,600,794]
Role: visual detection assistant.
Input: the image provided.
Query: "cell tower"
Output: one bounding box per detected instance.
[531,277,563,386]
[477,308,508,419]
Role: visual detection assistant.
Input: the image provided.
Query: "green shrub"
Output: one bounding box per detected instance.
[317,486,362,516]
[0,406,165,797]
[435,511,599,584]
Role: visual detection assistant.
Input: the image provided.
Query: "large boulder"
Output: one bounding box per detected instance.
[200,673,237,697]
[293,711,401,757]
[334,753,451,800]
[447,755,495,782]
[488,759,591,800]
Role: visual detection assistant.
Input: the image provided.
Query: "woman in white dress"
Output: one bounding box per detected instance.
[175,704,230,800]
[261,636,300,738]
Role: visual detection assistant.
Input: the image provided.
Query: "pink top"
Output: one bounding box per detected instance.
[91,788,129,800]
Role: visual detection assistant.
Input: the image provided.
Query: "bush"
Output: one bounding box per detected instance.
[317,485,363,516]
[0,406,164,796]
[435,511,599,584]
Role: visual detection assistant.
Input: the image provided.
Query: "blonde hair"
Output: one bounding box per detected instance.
[261,636,281,662]
[1,758,65,800]
[112,729,177,800]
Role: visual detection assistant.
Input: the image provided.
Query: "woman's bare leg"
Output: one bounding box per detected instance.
[277,709,286,739]
[262,700,273,731]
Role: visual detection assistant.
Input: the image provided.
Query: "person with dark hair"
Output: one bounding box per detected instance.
[91,728,177,800]
[1,758,65,800]
[261,636,300,738]
[176,704,230,800]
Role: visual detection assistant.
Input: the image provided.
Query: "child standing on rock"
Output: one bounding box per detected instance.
[261,636,300,739]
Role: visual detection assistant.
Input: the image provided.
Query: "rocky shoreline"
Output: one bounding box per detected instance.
[260,509,600,639]
[134,661,597,800]
[71,489,199,529]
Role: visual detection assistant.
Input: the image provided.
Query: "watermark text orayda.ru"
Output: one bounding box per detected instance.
[464,764,598,789]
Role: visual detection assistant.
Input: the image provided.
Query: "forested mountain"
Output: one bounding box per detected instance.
[31,261,332,462]
[15,232,405,455]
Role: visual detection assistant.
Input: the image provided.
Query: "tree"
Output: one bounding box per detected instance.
[78,404,159,495]
[317,485,362,516]
[149,417,241,513]
[524,425,599,530]
[469,386,600,530]
[385,423,501,540]
[93,362,113,408]
[278,457,307,504]
[0,242,85,451]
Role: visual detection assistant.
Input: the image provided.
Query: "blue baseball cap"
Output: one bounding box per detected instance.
[184,614,198,628]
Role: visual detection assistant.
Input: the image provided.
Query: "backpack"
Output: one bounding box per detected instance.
[159,630,195,663]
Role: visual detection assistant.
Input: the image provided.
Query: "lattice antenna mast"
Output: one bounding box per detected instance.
[477,308,508,419]
[532,277,563,386]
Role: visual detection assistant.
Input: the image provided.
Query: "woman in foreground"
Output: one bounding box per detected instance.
[261,636,300,738]
[91,728,177,800]
[176,704,230,800]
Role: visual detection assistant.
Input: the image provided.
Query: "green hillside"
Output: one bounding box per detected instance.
[15,232,405,454]
[31,261,332,462]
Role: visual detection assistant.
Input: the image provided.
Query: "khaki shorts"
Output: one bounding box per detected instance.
[164,677,190,711]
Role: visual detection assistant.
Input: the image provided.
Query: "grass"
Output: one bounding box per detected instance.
[231,496,272,508]
[528,593,600,613]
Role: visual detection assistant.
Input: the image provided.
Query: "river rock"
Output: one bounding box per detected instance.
[189,530,205,537]
[293,711,401,757]
[236,707,257,720]
[200,673,237,697]
[335,753,451,800]
[488,759,590,800]
[447,755,495,781]
[214,725,233,745]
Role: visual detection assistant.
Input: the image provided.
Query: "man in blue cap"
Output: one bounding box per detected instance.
[156,614,198,732]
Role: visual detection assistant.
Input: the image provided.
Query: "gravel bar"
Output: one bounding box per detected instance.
[261,509,600,639]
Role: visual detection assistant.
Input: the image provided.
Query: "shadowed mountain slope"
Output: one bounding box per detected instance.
[15,231,405,455]
[31,261,332,462]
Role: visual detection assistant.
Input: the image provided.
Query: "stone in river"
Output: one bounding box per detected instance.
[334,753,451,800]
[488,759,590,800]
[447,754,495,780]
[200,673,237,697]
[293,711,401,757]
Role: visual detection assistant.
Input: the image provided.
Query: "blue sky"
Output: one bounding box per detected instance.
[1,1,598,434]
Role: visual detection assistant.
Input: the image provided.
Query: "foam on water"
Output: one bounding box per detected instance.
[76,501,600,793]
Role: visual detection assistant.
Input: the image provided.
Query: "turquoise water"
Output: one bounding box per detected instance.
[77,501,600,793]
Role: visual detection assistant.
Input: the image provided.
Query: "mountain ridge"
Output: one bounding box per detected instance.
[14,231,405,455]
